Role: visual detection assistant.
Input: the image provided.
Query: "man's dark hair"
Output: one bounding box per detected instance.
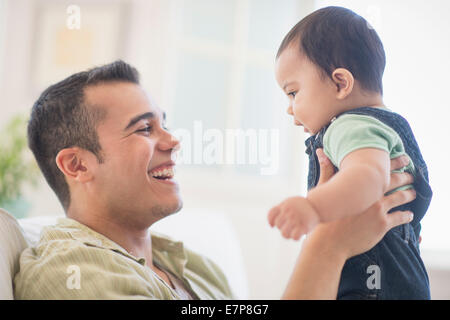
[28,60,140,210]
[277,6,386,94]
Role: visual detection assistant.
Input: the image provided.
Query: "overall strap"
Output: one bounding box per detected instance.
[336,107,430,181]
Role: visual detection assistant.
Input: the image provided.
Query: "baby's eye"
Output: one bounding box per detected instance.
[287,91,297,98]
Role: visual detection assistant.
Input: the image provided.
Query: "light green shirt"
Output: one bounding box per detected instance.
[14,218,234,300]
[323,111,415,192]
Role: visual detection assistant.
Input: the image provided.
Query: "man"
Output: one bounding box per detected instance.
[14,61,416,299]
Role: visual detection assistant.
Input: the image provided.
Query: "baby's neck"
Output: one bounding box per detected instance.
[338,90,385,115]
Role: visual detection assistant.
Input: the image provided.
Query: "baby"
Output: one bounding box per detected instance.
[268,6,432,299]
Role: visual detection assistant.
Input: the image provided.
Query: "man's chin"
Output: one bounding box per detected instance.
[170,200,183,215]
[151,200,183,221]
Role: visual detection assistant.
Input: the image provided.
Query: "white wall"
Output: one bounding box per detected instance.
[1,0,449,299]
[0,0,309,299]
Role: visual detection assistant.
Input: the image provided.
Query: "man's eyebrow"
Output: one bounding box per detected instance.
[124,112,155,131]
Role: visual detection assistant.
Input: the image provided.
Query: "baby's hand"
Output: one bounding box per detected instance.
[268,196,320,240]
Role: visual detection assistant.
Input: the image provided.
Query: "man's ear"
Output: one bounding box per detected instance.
[331,68,354,100]
[55,148,96,183]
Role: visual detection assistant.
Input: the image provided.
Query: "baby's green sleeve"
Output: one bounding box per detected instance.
[322,114,407,169]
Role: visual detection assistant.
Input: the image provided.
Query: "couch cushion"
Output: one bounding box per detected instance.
[0,209,29,300]
[18,215,61,246]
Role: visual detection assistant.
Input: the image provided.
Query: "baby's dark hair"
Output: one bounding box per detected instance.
[277,6,386,95]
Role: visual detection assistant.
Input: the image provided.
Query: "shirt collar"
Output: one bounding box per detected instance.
[150,231,188,276]
[55,217,188,270]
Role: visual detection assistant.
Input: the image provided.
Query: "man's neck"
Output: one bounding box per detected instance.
[67,209,179,289]
[67,209,155,267]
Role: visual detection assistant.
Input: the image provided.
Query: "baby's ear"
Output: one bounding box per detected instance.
[331,68,354,99]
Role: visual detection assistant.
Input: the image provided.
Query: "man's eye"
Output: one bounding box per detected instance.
[137,126,152,134]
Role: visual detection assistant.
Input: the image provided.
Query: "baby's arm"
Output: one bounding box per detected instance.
[268,114,405,238]
[308,147,390,222]
[268,148,390,238]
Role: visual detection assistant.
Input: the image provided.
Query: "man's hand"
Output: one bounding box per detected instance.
[268,196,320,240]
[307,148,416,259]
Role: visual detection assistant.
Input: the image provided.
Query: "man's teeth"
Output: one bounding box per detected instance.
[150,167,174,178]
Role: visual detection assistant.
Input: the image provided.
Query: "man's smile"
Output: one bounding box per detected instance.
[150,167,174,180]
[148,160,178,185]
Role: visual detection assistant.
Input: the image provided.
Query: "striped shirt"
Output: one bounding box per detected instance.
[14,217,234,300]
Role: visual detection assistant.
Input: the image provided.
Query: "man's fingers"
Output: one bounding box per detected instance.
[390,155,410,171]
[316,148,334,186]
[388,172,414,192]
[385,210,414,230]
[384,189,416,211]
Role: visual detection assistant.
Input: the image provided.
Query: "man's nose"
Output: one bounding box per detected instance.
[158,130,180,152]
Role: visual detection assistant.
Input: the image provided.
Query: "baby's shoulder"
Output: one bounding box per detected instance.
[324,113,397,142]
[322,112,405,167]
[329,113,389,128]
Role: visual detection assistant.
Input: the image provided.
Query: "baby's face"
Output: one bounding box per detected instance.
[275,44,340,135]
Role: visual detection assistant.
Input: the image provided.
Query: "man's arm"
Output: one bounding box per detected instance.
[282,231,347,299]
[308,148,391,222]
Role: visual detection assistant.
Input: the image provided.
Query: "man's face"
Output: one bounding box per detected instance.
[275,44,338,135]
[85,82,182,227]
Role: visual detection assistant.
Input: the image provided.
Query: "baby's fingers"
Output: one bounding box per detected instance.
[289,227,305,241]
[275,212,289,230]
[268,206,280,227]
[281,222,296,239]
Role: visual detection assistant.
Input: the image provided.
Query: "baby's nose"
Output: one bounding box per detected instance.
[286,106,294,115]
